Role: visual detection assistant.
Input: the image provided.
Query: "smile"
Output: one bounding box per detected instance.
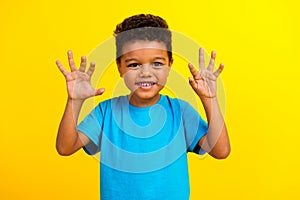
[135,82,157,88]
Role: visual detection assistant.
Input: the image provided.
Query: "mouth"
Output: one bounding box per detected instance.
[135,81,157,89]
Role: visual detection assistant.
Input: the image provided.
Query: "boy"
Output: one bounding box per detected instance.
[56,14,230,199]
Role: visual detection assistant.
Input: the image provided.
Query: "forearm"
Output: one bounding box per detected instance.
[56,98,84,155]
[200,97,230,159]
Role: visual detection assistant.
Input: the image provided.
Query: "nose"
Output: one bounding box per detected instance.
[139,64,152,77]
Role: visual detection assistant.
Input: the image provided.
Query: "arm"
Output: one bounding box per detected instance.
[56,50,105,156]
[188,48,230,159]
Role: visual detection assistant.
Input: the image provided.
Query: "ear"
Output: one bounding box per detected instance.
[116,60,123,77]
[168,57,174,67]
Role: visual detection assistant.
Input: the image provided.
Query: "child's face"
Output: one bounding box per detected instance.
[117,40,173,107]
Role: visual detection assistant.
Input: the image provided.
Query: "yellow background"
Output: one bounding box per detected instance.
[1,0,299,199]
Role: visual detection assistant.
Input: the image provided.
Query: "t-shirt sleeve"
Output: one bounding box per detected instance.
[180,100,208,155]
[77,105,102,155]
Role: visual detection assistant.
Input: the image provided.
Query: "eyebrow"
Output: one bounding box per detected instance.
[153,56,166,61]
[125,57,166,63]
[125,58,139,63]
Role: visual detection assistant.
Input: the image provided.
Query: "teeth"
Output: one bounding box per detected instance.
[136,82,155,87]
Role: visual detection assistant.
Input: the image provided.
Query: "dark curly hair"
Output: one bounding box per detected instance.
[114,14,172,63]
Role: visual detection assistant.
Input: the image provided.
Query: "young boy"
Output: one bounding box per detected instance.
[56,14,230,200]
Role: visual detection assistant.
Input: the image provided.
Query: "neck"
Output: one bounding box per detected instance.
[128,93,160,107]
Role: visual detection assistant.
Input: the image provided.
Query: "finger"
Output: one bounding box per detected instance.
[67,50,77,72]
[207,51,216,71]
[79,56,87,72]
[86,62,96,77]
[188,77,198,90]
[56,60,68,77]
[188,63,199,78]
[214,63,224,77]
[199,48,205,70]
[94,88,105,96]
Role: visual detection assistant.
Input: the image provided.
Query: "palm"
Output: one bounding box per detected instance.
[65,71,96,100]
[188,48,224,99]
[56,51,104,100]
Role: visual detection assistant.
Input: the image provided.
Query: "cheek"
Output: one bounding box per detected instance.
[156,68,170,85]
[158,76,167,86]
[123,71,137,90]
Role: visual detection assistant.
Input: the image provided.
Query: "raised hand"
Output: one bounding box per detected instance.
[56,50,105,101]
[188,48,224,99]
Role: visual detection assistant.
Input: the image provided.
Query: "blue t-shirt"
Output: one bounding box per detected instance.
[78,95,208,200]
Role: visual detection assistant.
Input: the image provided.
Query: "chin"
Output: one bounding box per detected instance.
[129,90,161,106]
[134,92,159,100]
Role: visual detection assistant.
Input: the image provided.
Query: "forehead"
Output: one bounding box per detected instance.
[121,40,168,57]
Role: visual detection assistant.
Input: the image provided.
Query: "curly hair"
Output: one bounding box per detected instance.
[114,14,172,62]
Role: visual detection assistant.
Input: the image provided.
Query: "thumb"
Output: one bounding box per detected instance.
[94,88,105,96]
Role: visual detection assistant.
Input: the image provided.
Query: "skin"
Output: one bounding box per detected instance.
[55,41,230,159]
[117,40,173,107]
[188,48,230,159]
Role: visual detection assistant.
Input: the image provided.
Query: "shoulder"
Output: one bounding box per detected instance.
[95,96,126,113]
[97,96,126,106]
[161,95,192,110]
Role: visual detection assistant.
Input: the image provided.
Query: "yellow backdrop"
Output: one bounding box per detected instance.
[1,0,299,199]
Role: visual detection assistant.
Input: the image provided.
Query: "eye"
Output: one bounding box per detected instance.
[127,63,141,68]
[152,62,164,67]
